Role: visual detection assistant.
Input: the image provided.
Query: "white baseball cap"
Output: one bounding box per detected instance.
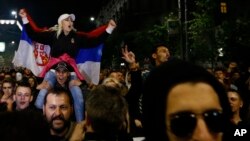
[57,13,75,24]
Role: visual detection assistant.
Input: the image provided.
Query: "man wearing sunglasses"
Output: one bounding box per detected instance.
[142,59,233,141]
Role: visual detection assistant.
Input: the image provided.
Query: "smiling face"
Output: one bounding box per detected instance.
[55,70,70,86]
[166,82,223,141]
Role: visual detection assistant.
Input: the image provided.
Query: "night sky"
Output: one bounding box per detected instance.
[0,0,109,29]
[0,0,111,65]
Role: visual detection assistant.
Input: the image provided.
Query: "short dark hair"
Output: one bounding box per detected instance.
[151,43,169,54]
[142,59,232,141]
[86,85,128,134]
[15,81,32,94]
[16,80,31,86]
[2,78,16,87]
[150,43,170,65]
[43,88,73,106]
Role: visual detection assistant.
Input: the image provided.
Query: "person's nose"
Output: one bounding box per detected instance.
[20,95,25,100]
[54,107,62,116]
[192,118,215,141]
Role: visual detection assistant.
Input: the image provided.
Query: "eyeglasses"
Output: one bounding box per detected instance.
[169,110,224,137]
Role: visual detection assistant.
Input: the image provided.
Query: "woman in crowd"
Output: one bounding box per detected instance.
[19,8,116,122]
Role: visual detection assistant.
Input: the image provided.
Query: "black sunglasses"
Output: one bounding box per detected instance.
[169,110,224,137]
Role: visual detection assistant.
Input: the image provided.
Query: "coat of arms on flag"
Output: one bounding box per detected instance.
[12,27,103,85]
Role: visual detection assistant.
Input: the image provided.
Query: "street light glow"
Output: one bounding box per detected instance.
[0,42,6,52]
[0,20,16,25]
[0,20,5,24]
[90,17,95,21]
[5,20,10,24]
[10,20,15,24]
[11,10,17,19]
[11,10,17,16]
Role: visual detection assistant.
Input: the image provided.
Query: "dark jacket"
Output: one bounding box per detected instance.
[83,132,133,141]
[24,23,109,58]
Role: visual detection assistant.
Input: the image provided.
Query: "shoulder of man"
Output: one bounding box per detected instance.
[64,121,77,140]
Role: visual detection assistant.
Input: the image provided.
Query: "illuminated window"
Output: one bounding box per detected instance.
[0,42,6,52]
[220,2,227,13]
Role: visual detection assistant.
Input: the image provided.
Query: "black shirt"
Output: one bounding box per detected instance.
[25,23,109,58]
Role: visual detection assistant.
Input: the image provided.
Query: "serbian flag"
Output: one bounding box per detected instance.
[76,44,103,85]
[12,27,103,85]
[12,27,49,76]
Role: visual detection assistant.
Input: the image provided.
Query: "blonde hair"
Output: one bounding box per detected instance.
[102,77,122,89]
[56,24,62,38]
[47,24,61,38]
[49,21,77,39]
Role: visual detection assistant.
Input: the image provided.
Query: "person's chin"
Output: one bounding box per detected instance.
[52,120,65,128]
[19,104,28,109]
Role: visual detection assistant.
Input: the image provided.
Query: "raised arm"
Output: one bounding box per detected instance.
[77,19,117,38]
[19,8,47,32]
[77,19,117,48]
[19,8,53,44]
[121,45,139,71]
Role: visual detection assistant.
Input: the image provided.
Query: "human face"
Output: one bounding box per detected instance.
[62,17,74,34]
[116,72,125,83]
[109,72,118,79]
[227,91,243,113]
[152,46,170,66]
[24,68,32,76]
[2,82,14,95]
[166,82,223,141]
[43,93,73,134]
[55,70,70,85]
[16,72,23,81]
[28,77,35,87]
[14,86,33,111]
[214,71,225,80]
[228,62,237,69]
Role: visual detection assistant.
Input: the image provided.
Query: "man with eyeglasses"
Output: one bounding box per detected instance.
[142,59,233,141]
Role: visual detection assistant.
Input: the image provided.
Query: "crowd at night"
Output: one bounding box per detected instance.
[0,0,250,141]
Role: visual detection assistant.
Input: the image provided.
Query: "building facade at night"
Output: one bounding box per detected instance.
[96,0,177,32]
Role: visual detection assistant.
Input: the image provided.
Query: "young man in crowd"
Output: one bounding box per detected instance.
[13,81,35,111]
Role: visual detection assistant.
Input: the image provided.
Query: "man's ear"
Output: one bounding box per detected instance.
[43,105,45,115]
[152,53,157,59]
[84,112,95,132]
[13,95,16,101]
[29,95,33,102]
[240,101,243,108]
[85,112,90,124]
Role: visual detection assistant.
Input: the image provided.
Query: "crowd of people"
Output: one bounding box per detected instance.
[0,8,250,141]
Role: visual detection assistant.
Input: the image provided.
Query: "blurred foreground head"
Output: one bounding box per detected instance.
[142,59,231,141]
